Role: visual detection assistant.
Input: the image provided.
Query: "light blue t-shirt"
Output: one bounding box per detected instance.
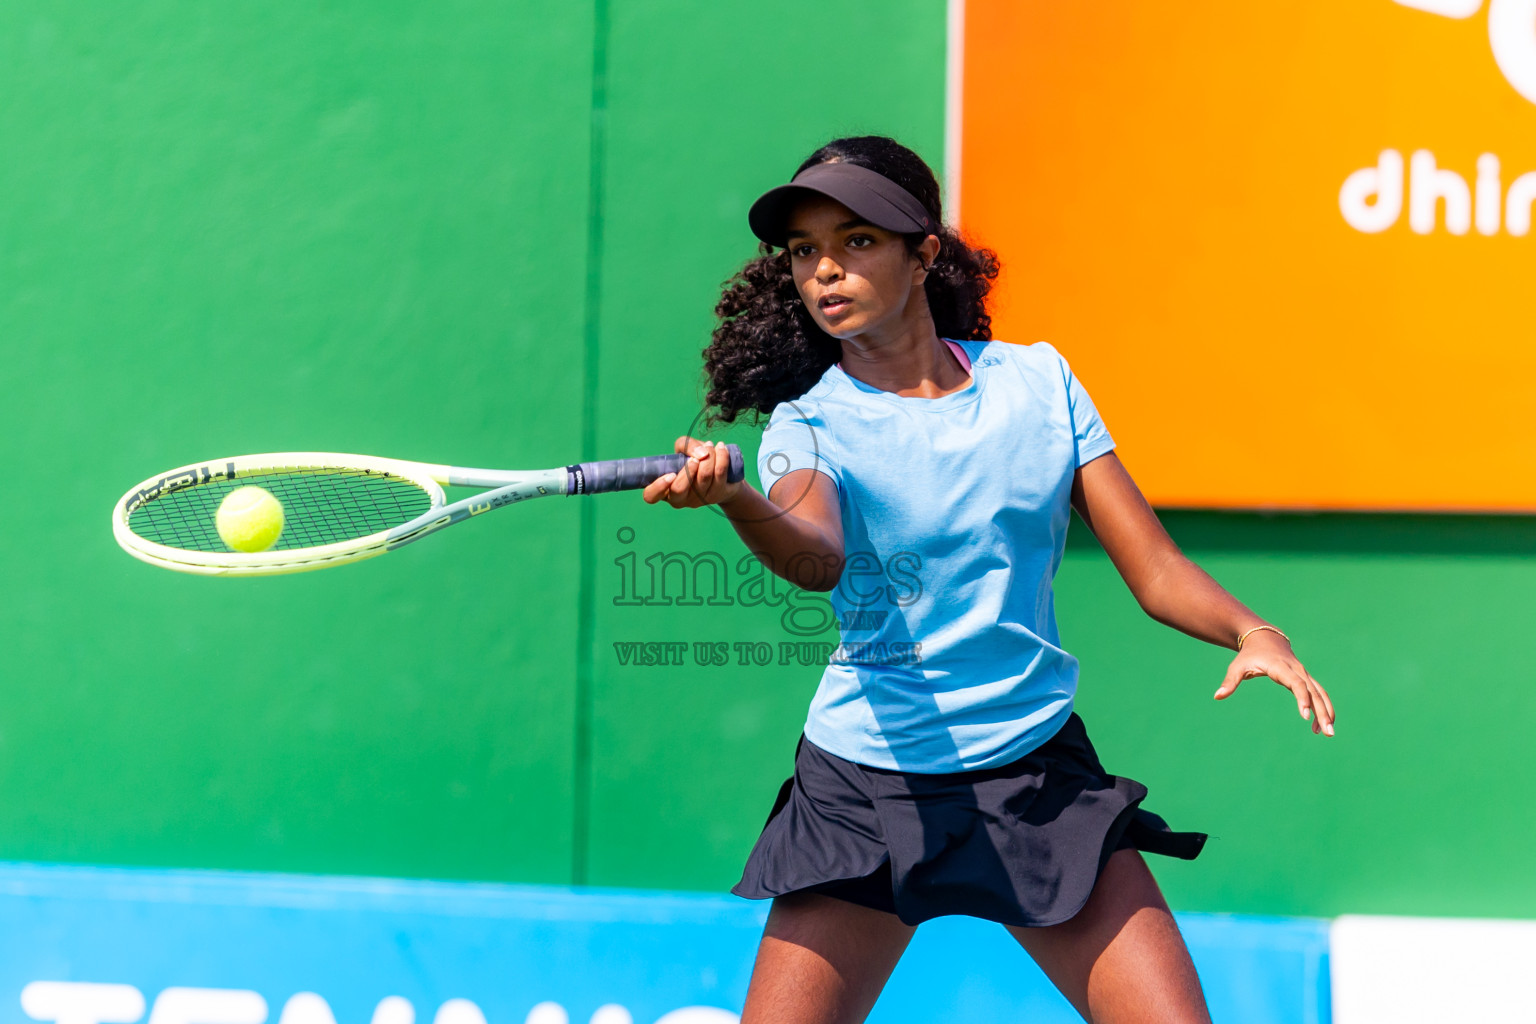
[758,339,1115,773]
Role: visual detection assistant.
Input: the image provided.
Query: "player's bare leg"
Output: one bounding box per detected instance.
[740,891,915,1024]
[1006,849,1212,1024]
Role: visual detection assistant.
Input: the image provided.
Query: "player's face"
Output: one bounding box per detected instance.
[786,196,926,341]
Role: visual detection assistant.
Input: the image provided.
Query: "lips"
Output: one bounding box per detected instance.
[818,294,853,316]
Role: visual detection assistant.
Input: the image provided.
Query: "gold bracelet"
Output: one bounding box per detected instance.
[1236,624,1290,650]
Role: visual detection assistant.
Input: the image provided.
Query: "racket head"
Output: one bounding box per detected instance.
[113,453,449,576]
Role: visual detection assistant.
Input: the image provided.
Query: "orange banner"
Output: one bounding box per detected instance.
[956,0,1536,511]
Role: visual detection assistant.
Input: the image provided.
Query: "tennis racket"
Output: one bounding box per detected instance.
[113,446,744,577]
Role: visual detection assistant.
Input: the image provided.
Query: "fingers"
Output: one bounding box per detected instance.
[643,441,706,507]
[689,441,719,493]
[1279,662,1334,736]
[679,441,734,506]
[1276,667,1334,736]
[647,439,739,509]
[1301,667,1335,736]
[1258,663,1312,723]
[1213,662,1246,700]
[1308,670,1336,726]
[1295,680,1316,731]
[641,473,674,504]
[1215,654,1337,737]
[669,462,693,503]
[710,439,731,484]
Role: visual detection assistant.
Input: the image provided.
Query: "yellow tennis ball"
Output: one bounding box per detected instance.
[216,485,285,553]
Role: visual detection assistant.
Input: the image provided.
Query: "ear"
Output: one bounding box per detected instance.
[913,234,941,281]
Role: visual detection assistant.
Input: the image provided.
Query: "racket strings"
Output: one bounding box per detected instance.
[127,468,435,553]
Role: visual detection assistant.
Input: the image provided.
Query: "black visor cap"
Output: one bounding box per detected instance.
[748,162,938,248]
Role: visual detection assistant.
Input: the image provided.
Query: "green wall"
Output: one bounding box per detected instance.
[2,0,597,884]
[1062,512,1536,919]
[4,1,1533,922]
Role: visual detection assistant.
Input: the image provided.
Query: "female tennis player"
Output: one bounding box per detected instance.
[642,135,1334,1024]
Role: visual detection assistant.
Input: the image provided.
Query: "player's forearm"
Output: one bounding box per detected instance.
[1073,456,1271,649]
[1134,554,1269,650]
[719,485,844,592]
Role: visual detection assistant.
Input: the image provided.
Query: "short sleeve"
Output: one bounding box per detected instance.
[1056,349,1115,467]
[758,397,841,497]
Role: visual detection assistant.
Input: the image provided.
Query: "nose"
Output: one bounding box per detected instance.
[815,256,843,284]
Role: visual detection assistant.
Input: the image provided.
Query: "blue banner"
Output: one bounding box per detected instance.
[0,863,1327,1024]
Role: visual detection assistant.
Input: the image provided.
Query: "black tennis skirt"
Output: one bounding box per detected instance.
[732,713,1206,927]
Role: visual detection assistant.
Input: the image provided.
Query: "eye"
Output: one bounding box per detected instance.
[847,234,875,248]
[790,244,815,258]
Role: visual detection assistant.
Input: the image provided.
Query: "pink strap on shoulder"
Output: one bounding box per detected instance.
[944,339,972,372]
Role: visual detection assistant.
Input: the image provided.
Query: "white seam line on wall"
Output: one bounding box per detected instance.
[944,0,966,225]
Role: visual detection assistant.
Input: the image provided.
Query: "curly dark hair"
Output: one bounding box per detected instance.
[703,135,1001,424]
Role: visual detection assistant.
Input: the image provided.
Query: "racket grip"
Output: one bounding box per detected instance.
[567,444,744,495]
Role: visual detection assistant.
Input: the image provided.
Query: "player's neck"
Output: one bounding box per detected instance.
[838,304,968,399]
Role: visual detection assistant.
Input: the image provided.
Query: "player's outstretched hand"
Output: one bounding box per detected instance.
[642,436,744,509]
[1213,632,1335,736]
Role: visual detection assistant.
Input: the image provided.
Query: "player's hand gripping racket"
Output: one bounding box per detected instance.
[112,447,744,577]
